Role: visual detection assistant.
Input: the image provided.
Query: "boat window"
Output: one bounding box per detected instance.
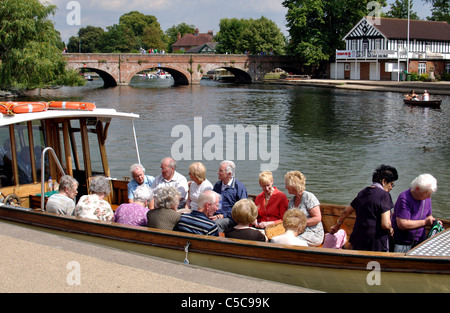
[0,126,13,187]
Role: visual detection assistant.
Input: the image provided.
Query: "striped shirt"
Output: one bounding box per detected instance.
[46,193,75,215]
[175,210,219,236]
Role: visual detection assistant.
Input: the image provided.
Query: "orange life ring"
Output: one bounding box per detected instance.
[48,101,96,111]
[0,102,49,114]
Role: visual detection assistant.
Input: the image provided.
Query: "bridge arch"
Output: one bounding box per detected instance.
[81,67,117,88]
[222,67,252,83]
[132,67,189,86]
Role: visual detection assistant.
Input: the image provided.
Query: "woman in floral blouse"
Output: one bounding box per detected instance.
[75,176,114,222]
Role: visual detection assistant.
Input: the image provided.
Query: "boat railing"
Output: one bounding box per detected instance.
[40,147,66,211]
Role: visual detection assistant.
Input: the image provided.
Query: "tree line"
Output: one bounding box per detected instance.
[1,0,448,90]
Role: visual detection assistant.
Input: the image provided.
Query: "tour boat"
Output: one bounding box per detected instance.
[0,103,448,293]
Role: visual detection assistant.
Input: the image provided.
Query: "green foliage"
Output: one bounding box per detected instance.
[216,17,285,55]
[425,0,450,23]
[383,0,420,19]
[165,23,196,53]
[0,0,85,89]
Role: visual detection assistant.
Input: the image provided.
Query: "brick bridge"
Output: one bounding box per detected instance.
[64,53,302,87]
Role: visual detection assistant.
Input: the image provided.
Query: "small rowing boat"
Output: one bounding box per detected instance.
[0,104,448,293]
[403,98,442,108]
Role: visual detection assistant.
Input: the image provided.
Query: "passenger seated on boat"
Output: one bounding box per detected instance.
[270,208,308,247]
[46,175,78,216]
[151,157,188,209]
[404,90,419,100]
[212,160,248,233]
[147,186,181,230]
[330,164,397,252]
[253,171,288,229]
[75,176,114,222]
[186,162,213,211]
[284,171,324,247]
[174,190,220,236]
[225,199,267,242]
[127,163,155,206]
[422,90,429,101]
[115,185,153,227]
[391,174,439,253]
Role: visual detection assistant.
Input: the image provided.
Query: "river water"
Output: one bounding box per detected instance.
[35,76,450,219]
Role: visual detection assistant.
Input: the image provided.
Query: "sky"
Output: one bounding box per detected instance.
[40,0,433,44]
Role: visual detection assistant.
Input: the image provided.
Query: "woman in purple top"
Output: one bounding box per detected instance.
[391,174,438,252]
[330,165,398,252]
[114,185,153,226]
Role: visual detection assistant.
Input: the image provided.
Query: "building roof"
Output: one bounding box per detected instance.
[172,30,214,48]
[186,42,218,53]
[344,17,450,41]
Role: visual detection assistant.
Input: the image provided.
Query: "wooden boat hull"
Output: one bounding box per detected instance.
[403,98,442,108]
[1,204,448,293]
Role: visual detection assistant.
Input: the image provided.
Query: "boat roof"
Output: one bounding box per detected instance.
[407,229,450,257]
[0,108,139,126]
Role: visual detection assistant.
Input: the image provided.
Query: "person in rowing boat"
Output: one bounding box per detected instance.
[285,171,324,247]
[391,174,439,253]
[46,175,78,215]
[253,171,288,229]
[114,185,153,227]
[127,163,155,206]
[271,208,308,247]
[186,162,213,212]
[422,90,430,101]
[212,160,248,233]
[75,176,114,222]
[151,157,188,209]
[404,90,419,101]
[330,164,398,252]
[147,186,181,230]
[225,199,267,242]
[174,190,220,236]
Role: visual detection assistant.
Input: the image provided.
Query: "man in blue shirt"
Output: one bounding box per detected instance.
[127,163,155,204]
[212,160,248,233]
[175,190,220,236]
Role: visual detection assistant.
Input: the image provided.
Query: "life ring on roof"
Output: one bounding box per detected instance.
[0,102,49,114]
[48,101,96,111]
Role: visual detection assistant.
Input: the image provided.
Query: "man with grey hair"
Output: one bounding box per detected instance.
[392,173,440,252]
[212,160,248,233]
[127,163,155,203]
[46,175,78,215]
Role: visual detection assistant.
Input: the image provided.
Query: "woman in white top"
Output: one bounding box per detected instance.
[271,208,308,246]
[186,162,213,211]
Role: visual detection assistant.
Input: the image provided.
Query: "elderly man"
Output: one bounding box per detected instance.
[46,175,78,215]
[392,174,439,252]
[212,160,248,233]
[151,157,188,209]
[174,190,220,236]
[127,163,154,203]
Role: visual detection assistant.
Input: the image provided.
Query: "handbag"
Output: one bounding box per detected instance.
[427,220,444,239]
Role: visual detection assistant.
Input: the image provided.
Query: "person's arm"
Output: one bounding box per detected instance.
[381,210,393,236]
[330,205,355,234]
[307,205,322,227]
[396,215,434,230]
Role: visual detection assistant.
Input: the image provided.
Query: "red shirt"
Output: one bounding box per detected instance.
[255,187,288,223]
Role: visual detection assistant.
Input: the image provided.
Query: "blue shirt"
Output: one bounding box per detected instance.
[127,175,155,200]
[175,210,219,236]
[213,178,248,219]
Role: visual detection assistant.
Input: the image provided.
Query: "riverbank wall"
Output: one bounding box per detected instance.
[267,79,450,96]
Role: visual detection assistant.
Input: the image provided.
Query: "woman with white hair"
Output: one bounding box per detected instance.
[392,173,439,252]
[147,186,181,230]
[114,185,153,226]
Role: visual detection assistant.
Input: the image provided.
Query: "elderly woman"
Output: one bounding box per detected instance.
[147,186,181,230]
[285,171,324,247]
[391,174,438,252]
[225,199,266,242]
[331,164,398,252]
[75,176,114,222]
[186,162,213,211]
[254,171,288,229]
[46,175,78,215]
[114,185,153,226]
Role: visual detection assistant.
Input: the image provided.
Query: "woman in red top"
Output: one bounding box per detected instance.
[254,171,288,229]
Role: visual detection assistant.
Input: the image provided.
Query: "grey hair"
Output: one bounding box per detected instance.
[197,190,221,209]
[220,160,235,177]
[89,176,111,195]
[133,185,153,203]
[59,175,78,191]
[411,174,437,193]
[154,186,180,209]
[130,163,145,175]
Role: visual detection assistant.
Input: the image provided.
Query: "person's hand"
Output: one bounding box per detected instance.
[425,215,435,226]
[329,224,340,234]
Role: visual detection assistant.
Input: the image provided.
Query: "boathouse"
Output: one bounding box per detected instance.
[330,17,450,80]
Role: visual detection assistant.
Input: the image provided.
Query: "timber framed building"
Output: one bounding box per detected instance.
[330,17,450,80]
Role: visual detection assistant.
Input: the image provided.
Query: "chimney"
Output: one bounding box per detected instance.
[194,28,199,36]
[208,30,213,37]
[177,32,181,40]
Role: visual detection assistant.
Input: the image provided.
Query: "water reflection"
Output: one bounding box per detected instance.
[25,79,450,219]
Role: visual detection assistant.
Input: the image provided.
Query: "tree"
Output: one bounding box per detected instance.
[283,0,387,68]
[67,26,105,53]
[216,17,286,54]
[384,0,420,19]
[425,0,450,22]
[0,0,84,89]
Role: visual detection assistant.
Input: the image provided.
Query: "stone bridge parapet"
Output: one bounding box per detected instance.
[64,53,301,87]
